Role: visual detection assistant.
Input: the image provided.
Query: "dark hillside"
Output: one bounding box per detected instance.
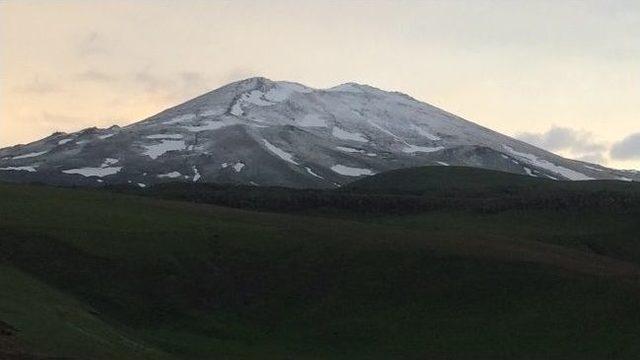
[1,182,640,358]
[109,166,640,215]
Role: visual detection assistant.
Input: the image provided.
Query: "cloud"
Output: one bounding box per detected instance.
[131,69,212,101]
[78,32,109,56]
[517,127,606,154]
[134,70,167,93]
[517,126,609,165]
[14,77,58,94]
[75,70,117,83]
[41,111,83,124]
[575,152,606,164]
[73,64,215,104]
[221,68,257,84]
[179,72,209,91]
[610,133,640,160]
[29,112,85,131]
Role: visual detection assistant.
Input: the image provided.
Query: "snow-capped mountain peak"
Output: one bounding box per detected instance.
[1,77,637,187]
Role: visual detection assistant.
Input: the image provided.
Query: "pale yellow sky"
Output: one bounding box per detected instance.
[1,0,639,169]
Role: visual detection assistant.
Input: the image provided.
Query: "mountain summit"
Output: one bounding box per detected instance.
[1,77,637,187]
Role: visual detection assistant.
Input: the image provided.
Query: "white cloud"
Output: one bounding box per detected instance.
[518,127,605,154]
[610,133,640,160]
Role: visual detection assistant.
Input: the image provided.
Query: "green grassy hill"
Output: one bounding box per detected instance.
[345,166,550,194]
[344,166,640,195]
[2,168,640,359]
[111,166,640,216]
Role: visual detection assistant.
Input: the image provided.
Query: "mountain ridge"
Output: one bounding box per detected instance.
[1,77,638,187]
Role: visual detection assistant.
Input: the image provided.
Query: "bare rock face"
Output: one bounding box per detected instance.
[1,77,637,188]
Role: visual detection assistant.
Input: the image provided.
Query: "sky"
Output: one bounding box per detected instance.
[1,0,639,169]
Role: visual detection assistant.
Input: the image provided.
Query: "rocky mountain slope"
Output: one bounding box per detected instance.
[1,77,637,188]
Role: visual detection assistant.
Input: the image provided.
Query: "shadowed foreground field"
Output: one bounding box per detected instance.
[2,167,640,359]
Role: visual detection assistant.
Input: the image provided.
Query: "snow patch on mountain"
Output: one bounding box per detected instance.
[331,165,374,176]
[230,102,244,117]
[231,84,311,117]
[232,162,245,172]
[411,124,441,141]
[583,165,604,172]
[503,145,593,181]
[192,166,201,182]
[158,171,182,178]
[146,134,183,139]
[244,90,275,106]
[12,151,49,160]
[183,119,237,132]
[201,107,226,117]
[63,166,122,178]
[336,146,377,157]
[221,162,245,172]
[164,113,196,125]
[103,158,119,166]
[263,140,298,165]
[0,166,37,172]
[403,144,445,154]
[332,127,368,142]
[305,167,324,179]
[336,146,364,153]
[263,82,312,102]
[367,121,401,140]
[61,158,122,178]
[298,114,327,127]
[143,140,187,159]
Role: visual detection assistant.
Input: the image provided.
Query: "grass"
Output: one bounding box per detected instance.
[2,171,640,358]
[0,264,169,359]
[367,208,640,262]
[343,166,640,195]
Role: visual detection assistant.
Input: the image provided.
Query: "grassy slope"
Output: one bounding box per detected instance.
[0,265,169,359]
[344,166,640,195]
[344,166,640,265]
[1,182,640,359]
[344,166,549,194]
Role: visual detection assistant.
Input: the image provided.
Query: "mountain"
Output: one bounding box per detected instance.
[1,77,637,188]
